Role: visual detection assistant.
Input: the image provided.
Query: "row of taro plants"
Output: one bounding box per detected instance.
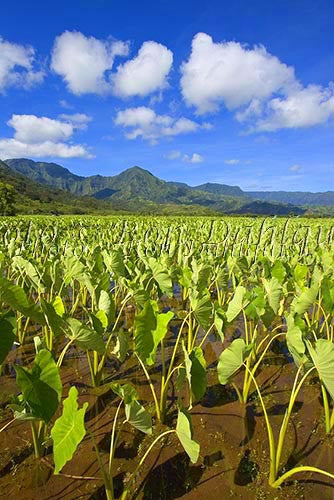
[0,216,334,498]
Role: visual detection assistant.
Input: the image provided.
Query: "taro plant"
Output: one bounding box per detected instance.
[2,349,62,458]
[243,327,334,488]
[51,384,200,500]
[217,281,285,404]
[134,299,208,423]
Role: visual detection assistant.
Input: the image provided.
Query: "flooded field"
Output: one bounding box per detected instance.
[0,216,334,499]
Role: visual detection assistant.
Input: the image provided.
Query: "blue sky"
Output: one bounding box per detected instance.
[1,0,334,191]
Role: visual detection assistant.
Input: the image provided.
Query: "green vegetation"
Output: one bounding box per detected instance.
[0,216,334,498]
[3,158,309,215]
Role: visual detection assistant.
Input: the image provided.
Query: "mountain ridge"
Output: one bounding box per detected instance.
[2,157,330,215]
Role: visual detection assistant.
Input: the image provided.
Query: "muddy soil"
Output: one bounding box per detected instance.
[0,321,333,500]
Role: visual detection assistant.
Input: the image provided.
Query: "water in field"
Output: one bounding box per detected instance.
[1,216,334,499]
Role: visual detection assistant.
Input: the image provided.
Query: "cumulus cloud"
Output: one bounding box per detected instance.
[51,31,129,95]
[58,113,92,129]
[8,115,74,143]
[0,114,93,159]
[0,139,91,159]
[180,32,295,114]
[0,37,44,92]
[224,159,240,165]
[164,150,181,160]
[180,32,334,132]
[289,164,302,172]
[113,41,173,97]
[114,106,203,142]
[250,84,334,131]
[183,153,204,163]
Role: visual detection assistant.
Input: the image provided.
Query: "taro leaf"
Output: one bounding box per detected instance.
[217,338,251,385]
[51,386,88,474]
[148,257,173,296]
[291,285,318,315]
[148,308,174,366]
[103,248,126,278]
[63,256,86,285]
[191,259,211,291]
[271,260,286,283]
[176,408,200,463]
[213,304,225,341]
[293,263,308,286]
[245,288,266,320]
[263,277,282,314]
[12,256,45,292]
[134,300,173,365]
[111,382,138,404]
[189,347,207,402]
[307,339,334,399]
[226,286,249,323]
[14,349,62,423]
[95,310,109,330]
[286,315,307,367]
[0,314,16,364]
[134,300,155,362]
[98,290,115,322]
[189,291,212,330]
[125,400,152,434]
[66,318,105,355]
[132,287,150,309]
[321,277,334,315]
[41,299,66,337]
[0,277,45,324]
[111,329,129,363]
[52,296,65,317]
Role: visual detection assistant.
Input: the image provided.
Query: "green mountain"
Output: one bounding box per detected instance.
[0,159,114,215]
[3,158,308,215]
[247,190,334,206]
[194,182,245,197]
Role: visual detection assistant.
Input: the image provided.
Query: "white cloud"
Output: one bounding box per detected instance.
[0,114,93,159]
[58,113,92,129]
[224,159,240,165]
[0,37,44,92]
[8,115,74,143]
[252,84,334,131]
[164,150,181,160]
[113,41,173,97]
[51,31,129,95]
[183,153,204,163]
[289,164,302,172]
[181,32,334,132]
[114,106,203,142]
[0,139,91,159]
[180,32,295,114]
[59,99,73,109]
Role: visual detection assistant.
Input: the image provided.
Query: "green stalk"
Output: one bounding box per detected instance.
[57,339,75,367]
[271,466,334,488]
[31,420,42,458]
[89,430,113,500]
[166,312,191,383]
[321,382,331,434]
[243,363,276,484]
[275,365,315,474]
[120,430,175,500]
[135,353,161,422]
[187,313,193,352]
[242,332,286,403]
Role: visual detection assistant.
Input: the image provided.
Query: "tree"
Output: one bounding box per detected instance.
[0,182,16,215]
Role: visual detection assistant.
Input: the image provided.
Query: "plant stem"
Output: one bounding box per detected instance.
[135,353,161,422]
[120,430,175,499]
[271,466,334,488]
[31,420,42,458]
